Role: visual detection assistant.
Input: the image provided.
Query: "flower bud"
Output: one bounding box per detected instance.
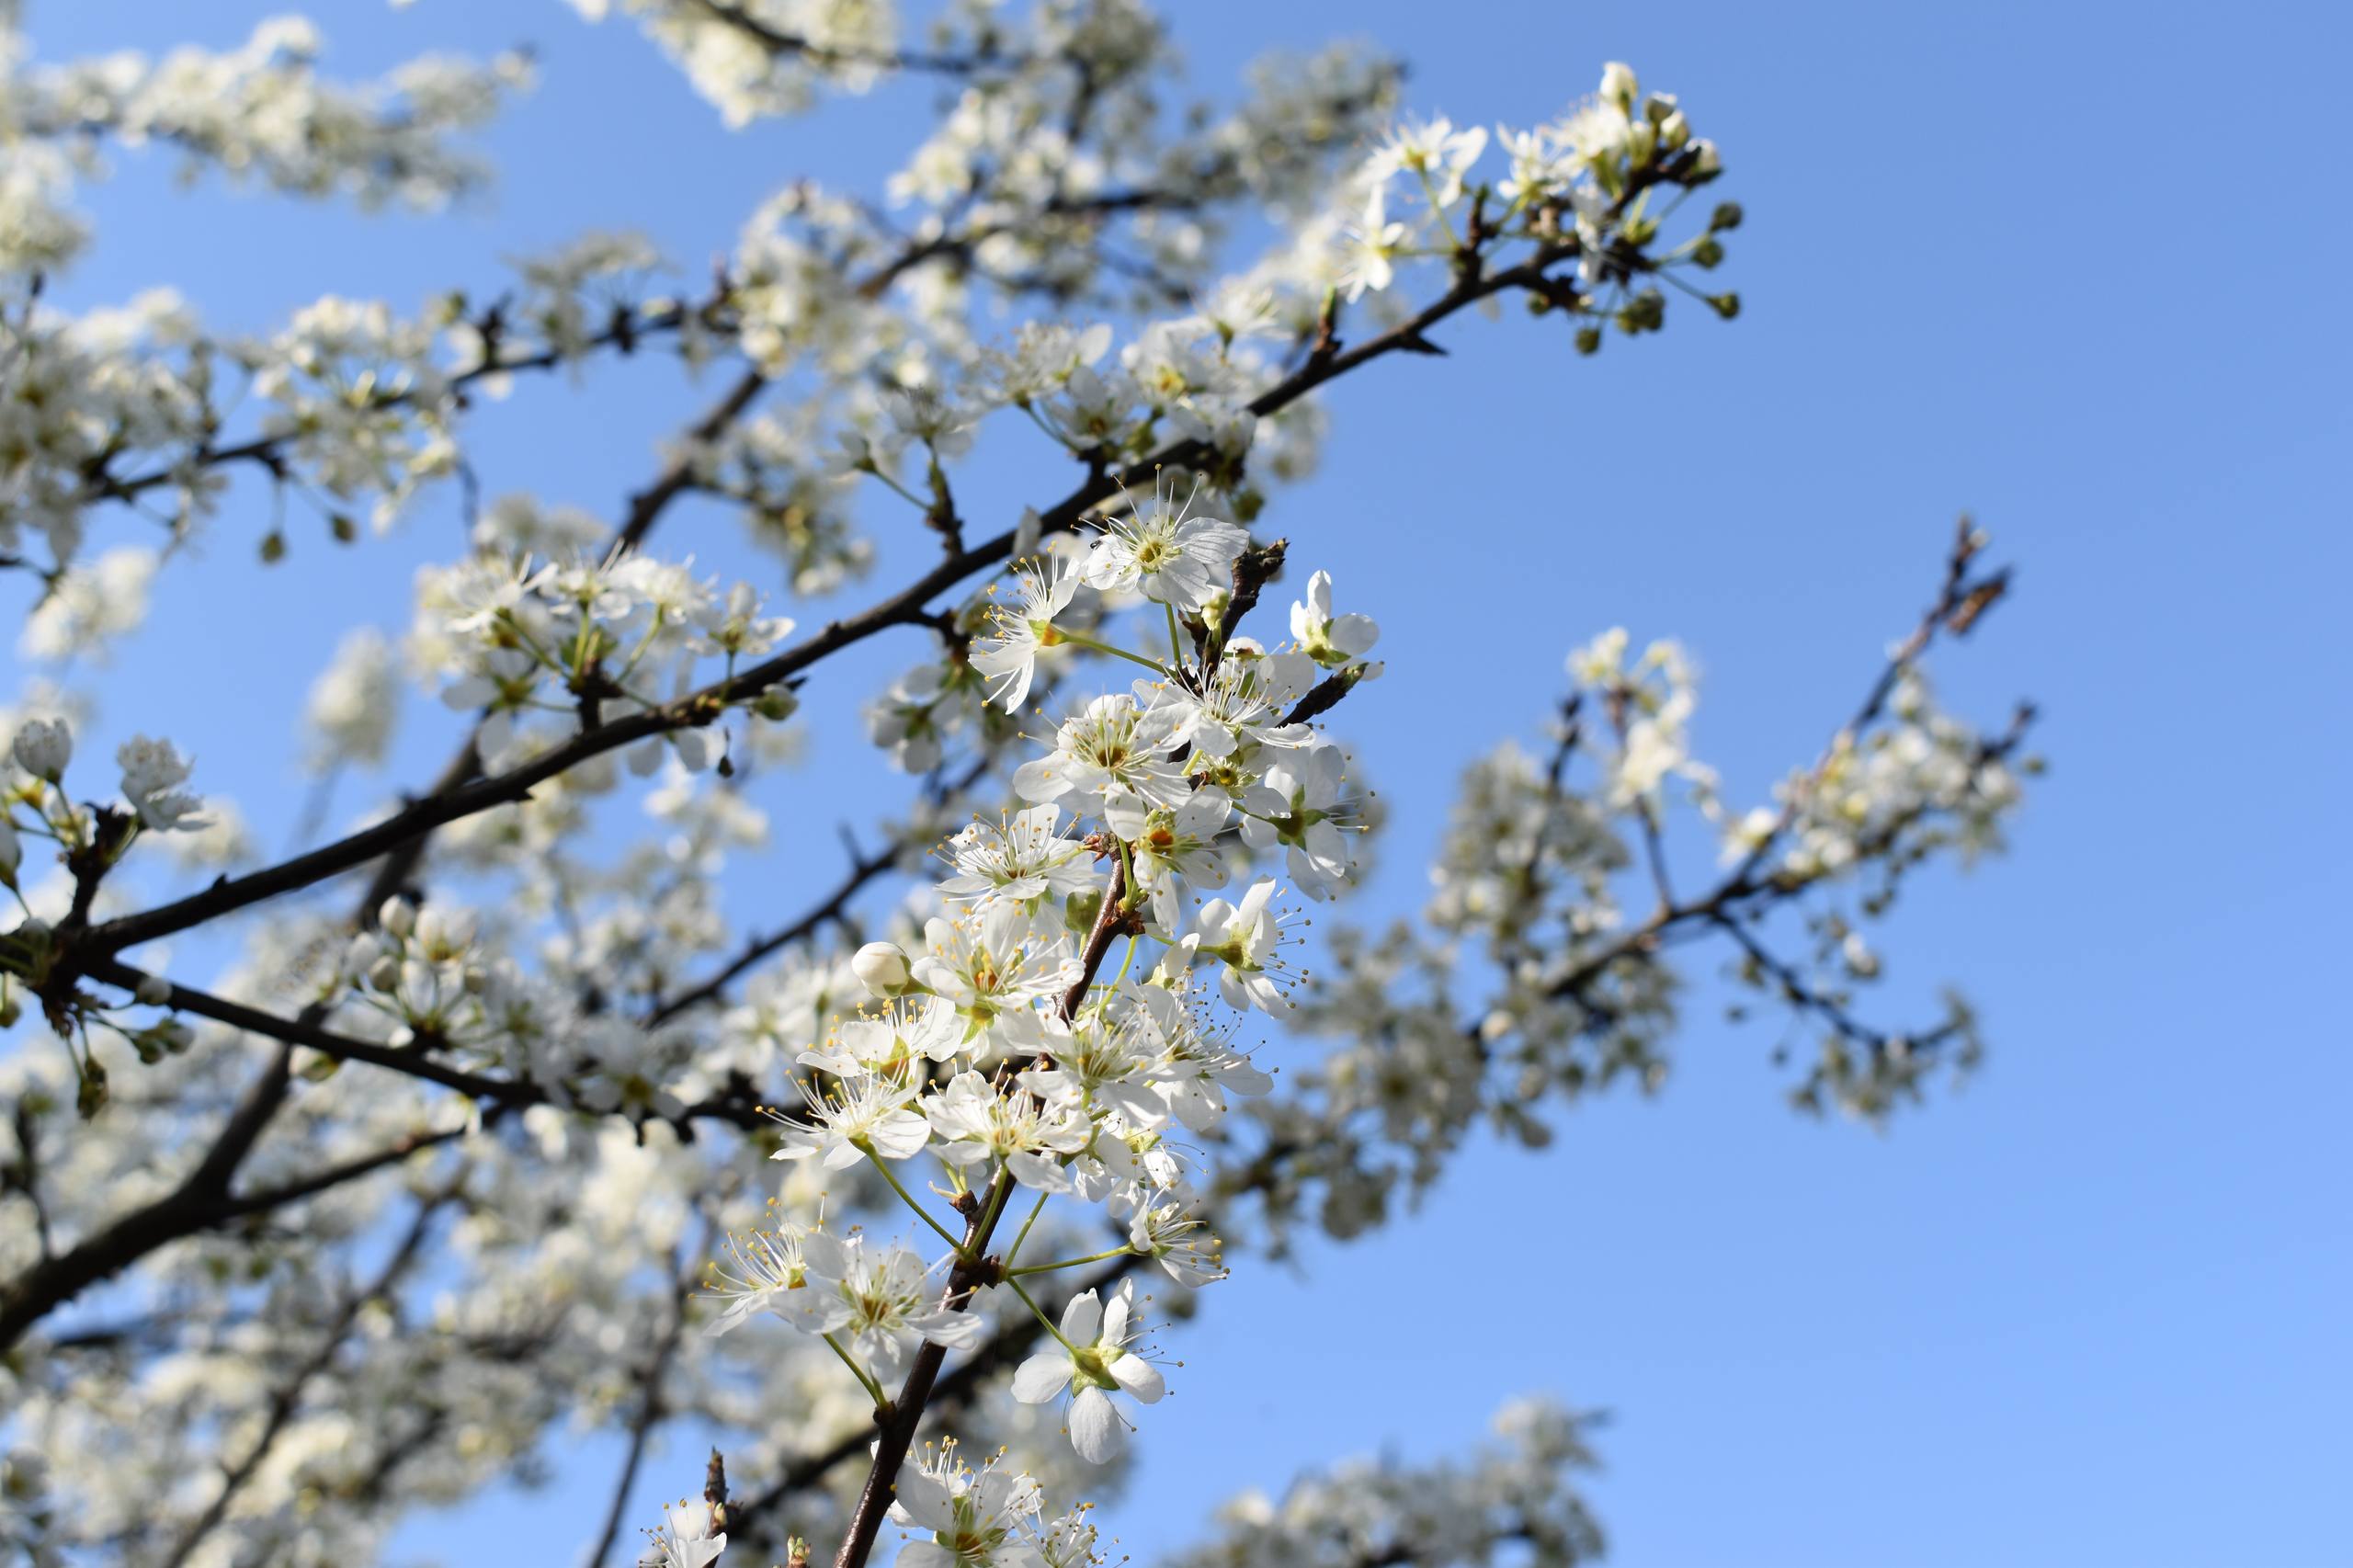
[378,896,415,938]
[0,817,17,888]
[133,973,170,1006]
[11,717,72,783]
[851,940,911,997]
[1599,61,1638,111]
[1709,200,1744,232]
[77,1058,108,1119]
[754,690,800,722]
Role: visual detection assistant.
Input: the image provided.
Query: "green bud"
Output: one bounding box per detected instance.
[1574,325,1603,356]
[76,1059,108,1120]
[1709,201,1745,233]
[258,529,287,563]
[1710,291,1742,320]
[1691,237,1725,269]
[754,689,800,722]
[329,513,358,543]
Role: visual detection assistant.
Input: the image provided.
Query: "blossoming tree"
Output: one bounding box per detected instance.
[0,5,2036,1566]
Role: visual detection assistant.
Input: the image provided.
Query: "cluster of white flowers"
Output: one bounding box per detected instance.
[1166,1397,1607,1568]
[0,9,2043,1568]
[886,1437,1098,1568]
[1324,62,1733,341]
[2,17,529,275]
[709,527,1375,1482]
[0,293,207,588]
[411,538,797,773]
[1743,667,2028,883]
[0,715,208,879]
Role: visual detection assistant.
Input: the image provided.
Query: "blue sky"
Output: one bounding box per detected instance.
[12,1,2350,1565]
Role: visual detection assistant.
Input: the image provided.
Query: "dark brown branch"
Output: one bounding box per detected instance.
[79,960,769,1132]
[0,1085,472,1352]
[85,296,734,511]
[688,0,1035,75]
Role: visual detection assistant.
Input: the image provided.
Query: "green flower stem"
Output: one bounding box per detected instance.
[1005,1276,1078,1352]
[1002,1189,1051,1271]
[1057,631,1171,678]
[823,1332,891,1410]
[1006,1245,1135,1279]
[867,1149,964,1249]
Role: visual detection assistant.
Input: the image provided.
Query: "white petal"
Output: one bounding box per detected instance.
[1067,1385,1127,1465]
[1109,1352,1165,1403]
[896,1540,952,1568]
[1011,1352,1070,1404]
[892,1469,959,1532]
[1060,1290,1102,1346]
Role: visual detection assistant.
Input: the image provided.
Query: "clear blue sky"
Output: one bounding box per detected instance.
[14,1,2349,1564]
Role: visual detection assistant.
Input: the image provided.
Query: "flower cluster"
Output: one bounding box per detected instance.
[3,17,529,274]
[705,499,1381,1480]
[0,14,2041,1568]
[1165,1397,1607,1568]
[887,1437,1097,1568]
[412,539,797,773]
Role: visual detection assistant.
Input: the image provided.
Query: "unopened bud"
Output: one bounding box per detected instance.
[11,717,73,783]
[1599,61,1638,111]
[77,1059,108,1119]
[1709,200,1744,233]
[1709,291,1742,320]
[378,897,415,938]
[851,940,911,997]
[1691,236,1725,269]
[133,973,171,1006]
[754,689,799,722]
